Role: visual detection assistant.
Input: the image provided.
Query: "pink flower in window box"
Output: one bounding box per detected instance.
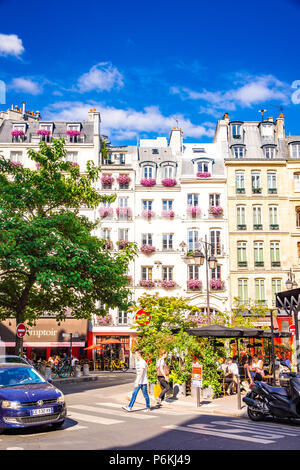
[97,314,113,325]
[187,279,202,290]
[116,207,132,217]
[117,174,131,185]
[99,207,113,218]
[210,279,225,290]
[161,210,175,218]
[11,129,24,137]
[65,130,81,137]
[142,210,155,219]
[209,206,223,216]
[125,274,133,285]
[187,206,201,217]
[140,244,156,254]
[197,172,211,178]
[160,280,177,288]
[36,129,51,136]
[72,162,79,167]
[139,279,155,288]
[140,178,156,187]
[11,161,22,168]
[161,178,177,187]
[101,174,114,185]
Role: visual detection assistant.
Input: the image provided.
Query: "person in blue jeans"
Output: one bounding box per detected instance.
[122,349,151,412]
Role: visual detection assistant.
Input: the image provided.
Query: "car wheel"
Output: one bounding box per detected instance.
[51,420,65,430]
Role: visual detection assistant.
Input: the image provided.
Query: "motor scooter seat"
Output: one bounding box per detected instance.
[261,382,289,397]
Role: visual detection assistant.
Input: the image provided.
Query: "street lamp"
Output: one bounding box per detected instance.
[286,269,298,291]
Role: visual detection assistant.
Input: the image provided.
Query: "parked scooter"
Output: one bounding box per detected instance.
[243,372,300,422]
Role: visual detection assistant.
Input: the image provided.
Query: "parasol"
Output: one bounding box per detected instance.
[101,338,121,344]
[84,344,106,350]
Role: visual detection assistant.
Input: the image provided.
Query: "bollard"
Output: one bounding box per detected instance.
[45,366,51,380]
[75,365,82,377]
[83,363,89,376]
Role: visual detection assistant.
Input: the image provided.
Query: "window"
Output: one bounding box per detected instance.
[162,267,173,281]
[235,171,245,192]
[296,208,300,228]
[210,230,221,256]
[162,234,173,250]
[255,279,265,303]
[270,242,280,265]
[162,165,174,178]
[267,172,277,192]
[298,242,300,259]
[10,151,22,162]
[294,173,300,192]
[66,152,78,162]
[141,267,152,280]
[254,242,264,265]
[119,197,128,208]
[143,166,154,178]
[67,124,80,131]
[119,229,129,241]
[238,279,248,303]
[188,230,199,251]
[237,206,246,228]
[142,200,152,211]
[269,206,279,229]
[162,200,173,211]
[253,206,262,229]
[237,242,247,265]
[197,161,209,173]
[211,265,221,280]
[142,234,153,246]
[118,310,128,325]
[187,194,198,207]
[272,279,282,306]
[264,146,276,159]
[119,154,125,164]
[291,143,300,158]
[252,172,261,192]
[193,148,205,153]
[209,194,220,207]
[102,228,111,240]
[233,146,245,158]
[232,124,241,138]
[152,149,159,155]
[188,265,199,280]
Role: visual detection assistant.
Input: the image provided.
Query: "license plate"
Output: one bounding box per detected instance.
[30,407,53,416]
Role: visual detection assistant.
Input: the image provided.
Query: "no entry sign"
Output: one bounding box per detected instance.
[135,309,151,326]
[16,323,26,338]
[289,324,296,336]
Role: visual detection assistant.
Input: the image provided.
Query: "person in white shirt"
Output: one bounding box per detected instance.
[122,349,150,412]
[225,357,239,395]
[71,356,79,367]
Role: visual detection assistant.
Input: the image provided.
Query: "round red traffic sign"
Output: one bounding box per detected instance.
[16,323,26,338]
[289,324,295,336]
[135,309,151,326]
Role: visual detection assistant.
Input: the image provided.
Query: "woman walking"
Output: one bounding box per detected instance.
[156,349,171,406]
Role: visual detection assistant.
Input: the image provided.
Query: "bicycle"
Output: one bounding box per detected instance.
[110,359,129,372]
[51,360,72,379]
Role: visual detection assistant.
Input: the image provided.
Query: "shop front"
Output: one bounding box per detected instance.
[87,329,137,369]
[0,318,88,361]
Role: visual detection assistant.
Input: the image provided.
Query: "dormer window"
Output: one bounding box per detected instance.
[197,161,209,173]
[152,149,159,155]
[232,124,241,138]
[290,143,300,158]
[232,146,245,158]
[66,123,81,143]
[192,148,205,153]
[263,146,276,159]
[11,123,26,141]
[143,165,154,178]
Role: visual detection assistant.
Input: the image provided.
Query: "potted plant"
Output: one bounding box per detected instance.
[10,161,23,168]
[142,210,155,219]
[140,178,156,187]
[210,279,225,290]
[187,206,201,218]
[187,279,202,290]
[160,280,177,289]
[140,244,156,255]
[161,178,177,187]
[99,207,113,218]
[139,279,155,288]
[209,206,223,216]
[116,207,132,219]
[169,370,187,398]
[117,239,130,250]
[117,174,131,185]
[197,172,211,178]
[101,174,114,187]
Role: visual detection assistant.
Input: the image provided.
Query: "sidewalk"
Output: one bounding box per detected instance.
[52,369,135,386]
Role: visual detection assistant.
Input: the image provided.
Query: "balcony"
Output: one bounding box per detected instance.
[270,224,279,230]
[253,224,263,230]
[236,188,245,194]
[252,188,262,194]
[238,261,248,267]
[271,261,281,267]
[187,279,202,291]
[254,261,264,267]
[237,224,247,230]
[268,188,277,194]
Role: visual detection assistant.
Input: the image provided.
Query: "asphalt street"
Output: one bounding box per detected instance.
[1,374,300,451]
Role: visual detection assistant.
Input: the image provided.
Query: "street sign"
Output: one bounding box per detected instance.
[192,363,203,380]
[289,324,296,336]
[135,309,151,326]
[16,323,26,338]
[192,379,203,388]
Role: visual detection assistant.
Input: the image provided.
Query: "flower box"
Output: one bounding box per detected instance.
[99,207,113,218]
[268,188,277,194]
[139,279,155,288]
[271,261,281,267]
[252,188,262,194]
[142,210,155,219]
[237,224,247,230]
[255,261,264,267]
[140,178,156,187]
[161,210,175,218]
[236,188,245,194]
[187,206,201,217]
[187,279,202,290]
[11,161,22,168]
[11,129,25,137]
[270,224,279,230]
[140,244,156,254]
[72,162,79,167]
[117,174,131,185]
[96,314,113,326]
[209,206,223,216]
[102,240,113,250]
[197,172,211,178]
[238,261,248,267]
[210,279,225,290]
[36,129,51,136]
[101,174,114,186]
[160,280,177,289]
[65,130,81,137]
[116,207,132,218]
[161,178,177,187]
[253,224,263,230]
[117,239,130,250]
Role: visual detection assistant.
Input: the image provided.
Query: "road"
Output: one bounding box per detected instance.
[1,373,300,451]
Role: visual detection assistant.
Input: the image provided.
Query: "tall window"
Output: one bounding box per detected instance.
[253,206,262,228]
[267,172,277,192]
[142,200,152,211]
[119,154,125,164]
[143,166,154,178]
[210,230,221,256]
[162,234,173,250]
[291,143,300,158]
[102,228,111,240]
[162,165,174,178]
[197,161,209,173]
[188,230,199,251]
[10,151,22,162]
[233,146,245,158]
[255,279,265,303]
[162,200,173,211]
[235,171,245,192]
[272,279,282,306]
[141,267,152,280]
[211,265,221,279]
[188,265,199,280]
[142,234,153,245]
[237,242,247,264]
[119,197,128,208]
[238,279,248,303]
[119,228,129,241]
[254,242,264,264]
[296,208,300,228]
[294,173,300,191]
[162,267,173,281]
[66,152,78,162]
[269,206,279,228]
[232,124,241,138]
[270,242,280,264]
[209,194,220,207]
[237,206,246,227]
[118,310,128,325]
[187,194,198,207]
[252,171,261,190]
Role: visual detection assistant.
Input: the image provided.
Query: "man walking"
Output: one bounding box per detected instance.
[122,349,151,412]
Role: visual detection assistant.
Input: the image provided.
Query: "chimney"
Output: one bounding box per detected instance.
[22,101,26,114]
[275,113,285,139]
[169,127,183,155]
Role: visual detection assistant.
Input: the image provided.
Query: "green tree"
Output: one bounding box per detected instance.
[230,297,269,328]
[0,138,137,353]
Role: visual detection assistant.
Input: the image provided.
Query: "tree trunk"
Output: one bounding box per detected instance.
[14,310,25,356]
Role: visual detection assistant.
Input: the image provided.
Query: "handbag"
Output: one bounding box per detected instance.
[157,364,169,377]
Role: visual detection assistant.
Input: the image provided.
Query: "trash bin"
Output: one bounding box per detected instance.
[45,366,51,380]
[83,363,89,376]
[75,365,82,377]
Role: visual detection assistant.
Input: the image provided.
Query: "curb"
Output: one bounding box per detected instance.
[52,375,100,385]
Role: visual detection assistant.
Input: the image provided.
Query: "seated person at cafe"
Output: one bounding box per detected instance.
[225,357,239,395]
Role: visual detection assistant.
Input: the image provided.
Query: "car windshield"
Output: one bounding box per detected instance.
[0,357,25,364]
[0,367,46,388]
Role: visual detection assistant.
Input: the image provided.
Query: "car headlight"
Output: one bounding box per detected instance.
[1,400,21,409]
[57,393,65,404]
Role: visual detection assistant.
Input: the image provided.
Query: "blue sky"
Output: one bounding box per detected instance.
[0,0,299,144]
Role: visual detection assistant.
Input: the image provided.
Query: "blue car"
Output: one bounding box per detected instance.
[0,364,66,432]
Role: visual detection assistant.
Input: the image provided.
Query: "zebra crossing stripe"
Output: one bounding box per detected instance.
[69,404,155,420]
[68,411,123,425]
[210,420,300,437]
[99,402,192,415]
[65,424,88,432]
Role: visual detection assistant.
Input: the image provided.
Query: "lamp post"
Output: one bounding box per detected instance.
[193,235,217,325]
[284,269,299,372]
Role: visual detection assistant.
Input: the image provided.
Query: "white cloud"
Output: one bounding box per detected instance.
[43,101,214,141]
[0,33,24,57]
[8,77,43,95]
[77,62,124,93]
